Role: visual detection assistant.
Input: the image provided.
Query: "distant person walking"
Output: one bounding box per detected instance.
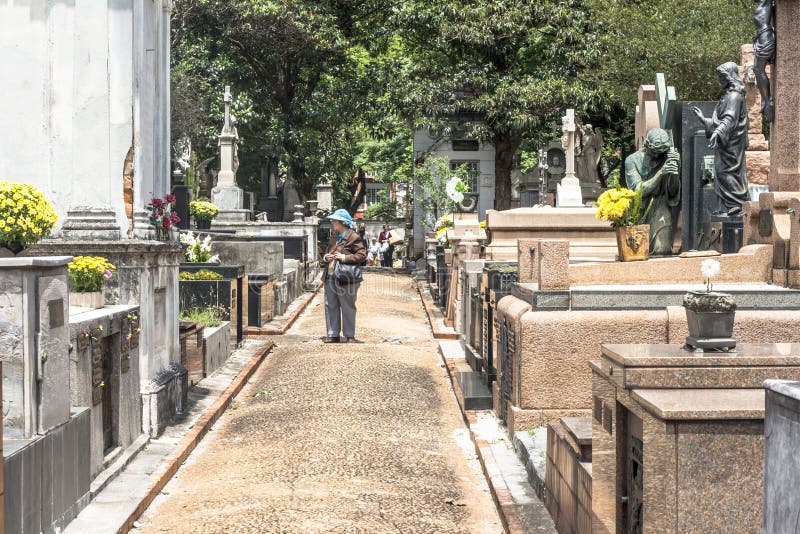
[322,209,366,343]
[367,238,382,266]
[378,224,394,268]
[358,222,371,249]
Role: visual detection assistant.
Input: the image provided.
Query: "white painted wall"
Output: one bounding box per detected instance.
[411,129,495,255]
[0,0,171,235]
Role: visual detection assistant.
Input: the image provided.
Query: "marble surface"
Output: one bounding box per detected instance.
[602,343,800,367]
[763,378,800,401]
[631,388,765,420]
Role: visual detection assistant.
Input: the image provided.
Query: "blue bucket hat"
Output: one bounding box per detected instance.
[327,208,354,228]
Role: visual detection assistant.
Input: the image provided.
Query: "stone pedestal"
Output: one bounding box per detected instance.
[763,379,800,533]
[59,209,121,240]
[484,207,616,261]
[556,176,583,207]
[316,180,334,213]
[0,257,72,438]
[211,185,249,222]
[591,343,800,533]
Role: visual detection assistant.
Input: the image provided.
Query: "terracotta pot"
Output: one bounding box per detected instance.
[71,291,105,309]
[615,225,650,262]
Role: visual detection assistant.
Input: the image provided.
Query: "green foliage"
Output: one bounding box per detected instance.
[363,200,398,221]
[414,155,472,229]
[180,306,226,327]
[589,0,753,146]
[179,269,224,281]
[391,0,604,209]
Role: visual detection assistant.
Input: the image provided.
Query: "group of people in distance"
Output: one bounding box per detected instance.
[359,222,394,268]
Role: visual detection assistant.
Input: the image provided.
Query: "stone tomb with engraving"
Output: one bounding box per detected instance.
[591,343,800,533]
[1,257,93,533]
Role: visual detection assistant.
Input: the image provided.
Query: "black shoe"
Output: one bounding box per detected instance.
[323,337,340,343]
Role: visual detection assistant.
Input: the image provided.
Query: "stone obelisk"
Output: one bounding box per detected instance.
[212,86,249,222]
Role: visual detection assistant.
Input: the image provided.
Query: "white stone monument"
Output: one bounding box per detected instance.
[317,175,334,212]
[212,86,249,222]
[556,109,584,207]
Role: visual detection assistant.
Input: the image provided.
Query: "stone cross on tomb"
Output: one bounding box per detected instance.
[655,73,677,143]
[223,85,233,134]
[556,109,584,207]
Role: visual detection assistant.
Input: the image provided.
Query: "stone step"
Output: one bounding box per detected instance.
[456,371,493,411]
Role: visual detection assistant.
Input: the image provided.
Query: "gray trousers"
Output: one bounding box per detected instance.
[324,277,360,338]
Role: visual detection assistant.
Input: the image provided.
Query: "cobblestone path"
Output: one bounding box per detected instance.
[138,272,503,533]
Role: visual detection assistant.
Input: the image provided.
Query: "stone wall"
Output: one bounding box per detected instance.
[0,2,171,239]
[4,408,91,534]
[203,322,232,377]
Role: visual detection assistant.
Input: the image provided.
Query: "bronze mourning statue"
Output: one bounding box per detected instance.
[625,129,681,256]
[753,0,775,121]
[692,62,750,217]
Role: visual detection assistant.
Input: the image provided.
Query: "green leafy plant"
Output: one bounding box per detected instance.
[179,269,224,281]
[179,305,226,327]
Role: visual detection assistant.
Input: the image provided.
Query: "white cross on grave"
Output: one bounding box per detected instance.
[556,109,584,207]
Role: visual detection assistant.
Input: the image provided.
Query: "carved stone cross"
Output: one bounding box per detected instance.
[223,85,233,133]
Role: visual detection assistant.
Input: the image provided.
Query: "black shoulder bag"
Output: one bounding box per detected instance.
[332,234,363,284]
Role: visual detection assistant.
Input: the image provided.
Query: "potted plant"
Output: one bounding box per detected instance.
[189,200,220,230]
[0,181,58,256]
[145,194,180,240]
[596,180,653,262]
[683,258,736,351]
[68,256,116,309]
[446,176,475,213]
[179,232,221,264]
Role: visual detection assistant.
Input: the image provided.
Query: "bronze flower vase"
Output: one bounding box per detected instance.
[683,291,737,351]
[615,224,650,262]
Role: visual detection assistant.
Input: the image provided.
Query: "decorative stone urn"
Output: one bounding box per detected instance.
[683,291,736,351]
[615,224,650,262]
[456,193,479,213]
[70,291,105,309]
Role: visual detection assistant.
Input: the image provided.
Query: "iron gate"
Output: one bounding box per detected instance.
[625,427,644,534]
[498,317,515,424]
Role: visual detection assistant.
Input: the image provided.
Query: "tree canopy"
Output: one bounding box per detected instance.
[170,0,756,213]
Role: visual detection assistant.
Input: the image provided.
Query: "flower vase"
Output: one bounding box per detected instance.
[71,291,105,309]
[683,291,736,351]
[196,219,212,230]
[615,225,650,262]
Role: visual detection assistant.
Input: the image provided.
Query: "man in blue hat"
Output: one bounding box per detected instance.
[321,209,366,343]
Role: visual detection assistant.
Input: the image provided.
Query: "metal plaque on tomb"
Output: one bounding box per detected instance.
[676,101,719,251]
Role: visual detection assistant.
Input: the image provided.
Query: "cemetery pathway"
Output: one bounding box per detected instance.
[136,271,503,533]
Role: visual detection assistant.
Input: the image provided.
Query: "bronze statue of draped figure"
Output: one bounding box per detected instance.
[692,62,750,217]
[625,129,681,256]
[753,0,776,122]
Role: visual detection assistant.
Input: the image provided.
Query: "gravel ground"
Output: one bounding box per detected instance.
[137,272,503,533]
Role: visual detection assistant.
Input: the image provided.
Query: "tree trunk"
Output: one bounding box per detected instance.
[493,135,522,211]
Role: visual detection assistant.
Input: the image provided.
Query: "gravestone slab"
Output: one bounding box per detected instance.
[676,101,718,251]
